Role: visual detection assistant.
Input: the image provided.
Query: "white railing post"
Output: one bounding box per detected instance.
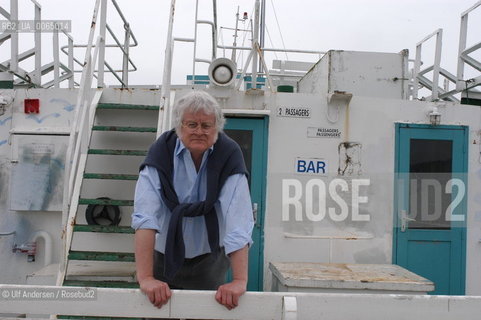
[122,23,130,87]
[158,0,176,137]
[432,29,443,100]
[10,0,18,74]
[53,27,60,88]
[413,29,443,101]
[68,36,74,88]
[34,3,41,86]
[456,7,469,92]
[192,0,200,82]
[282,296,298,320]
[97,0,108,88]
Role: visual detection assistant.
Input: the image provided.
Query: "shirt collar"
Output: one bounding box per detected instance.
[175,138,214,157]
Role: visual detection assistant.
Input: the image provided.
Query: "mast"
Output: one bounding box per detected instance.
[259,0,266,73]
[231,6,240,62]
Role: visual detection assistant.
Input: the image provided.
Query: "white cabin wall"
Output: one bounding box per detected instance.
[298,50,408,100]
[0,88,77,284]
[262,91,481,294]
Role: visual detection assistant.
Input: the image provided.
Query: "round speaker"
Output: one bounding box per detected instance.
[208,58,237,87]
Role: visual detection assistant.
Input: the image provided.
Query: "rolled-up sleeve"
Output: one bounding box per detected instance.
[131,166,164,231]
[218,173,254,255]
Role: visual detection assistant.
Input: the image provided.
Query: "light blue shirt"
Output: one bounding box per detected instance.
[132,138,254,258]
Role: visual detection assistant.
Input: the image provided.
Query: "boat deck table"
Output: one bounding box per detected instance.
[269,262,434,294]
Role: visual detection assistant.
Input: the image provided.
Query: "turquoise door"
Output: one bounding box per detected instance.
[224,117,268,291]
[394,124,467,295]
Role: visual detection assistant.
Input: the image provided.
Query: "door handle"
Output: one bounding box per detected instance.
[400,209,415,232]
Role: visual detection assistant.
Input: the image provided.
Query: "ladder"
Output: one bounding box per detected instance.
[57,99,159,318]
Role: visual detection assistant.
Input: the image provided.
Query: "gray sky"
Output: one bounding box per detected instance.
[4,0,481,87]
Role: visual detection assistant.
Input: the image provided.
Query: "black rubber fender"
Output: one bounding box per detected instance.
[85,197,121,226]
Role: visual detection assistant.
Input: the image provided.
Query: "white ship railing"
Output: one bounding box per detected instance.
[60,0,139,88]
[413,0,481,101]
[0,284,481,320]
[456,1,481,92]
[0,0,75,88]
[0,0,137,88]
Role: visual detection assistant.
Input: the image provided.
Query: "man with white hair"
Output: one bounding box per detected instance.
[132,90,254,310]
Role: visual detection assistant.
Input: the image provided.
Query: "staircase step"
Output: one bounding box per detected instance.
[71,232,134,253]
[68,251,135,262]
[83,173,139,180]
[73,225,135,234]
[97,103,159,110]
[88,149,147,156]
[79,198,134,206]
[58,315,141,320]
[63,280,139,288]
[65,260,136,281]
[92,125,157,133]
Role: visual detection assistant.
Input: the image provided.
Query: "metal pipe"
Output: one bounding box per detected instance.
[212,0,217,60]
[110,0,138,46]
[53,28,60,88]
[30,231,53,267]
[10,0,18,74]
[192,0,200,82]
[97,0,108,88]
[259,0,266,73]
[0,231,16,236]
[231,6,240,62]
[218,44,325,55]
[34,4,41,85]
[68,37,74,88]
[432,30,443,100]
[122,24,131,87]
[252,0,260,89]
[158,0,176,137]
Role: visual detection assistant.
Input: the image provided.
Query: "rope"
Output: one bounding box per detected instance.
[269,0,288,60]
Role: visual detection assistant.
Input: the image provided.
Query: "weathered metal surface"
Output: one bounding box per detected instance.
[270,262,434,293]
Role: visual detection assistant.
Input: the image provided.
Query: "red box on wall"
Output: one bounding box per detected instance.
[24,99,40,114]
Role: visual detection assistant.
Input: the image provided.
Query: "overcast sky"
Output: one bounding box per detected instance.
[4,0,481,86]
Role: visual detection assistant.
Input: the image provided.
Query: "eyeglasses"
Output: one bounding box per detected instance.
[182,121,216,132]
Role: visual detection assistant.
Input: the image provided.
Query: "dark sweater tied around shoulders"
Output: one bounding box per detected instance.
[139,129,247,281]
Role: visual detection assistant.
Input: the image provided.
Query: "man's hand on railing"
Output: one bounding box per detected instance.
[215,279,247,310]
[139,276,172,308]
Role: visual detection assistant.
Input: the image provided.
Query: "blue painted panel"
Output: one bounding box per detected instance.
[394,124,467,295]
[407,239,451,294]
[224,117,268,291]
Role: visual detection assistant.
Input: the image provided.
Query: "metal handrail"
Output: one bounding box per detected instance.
[58,0,103,286]
[412,1,481,101]
[57,0,138,88]
[412,29,443,101]
[456,0,481,92]
[58,0,139,286]
[0,0,78,88]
